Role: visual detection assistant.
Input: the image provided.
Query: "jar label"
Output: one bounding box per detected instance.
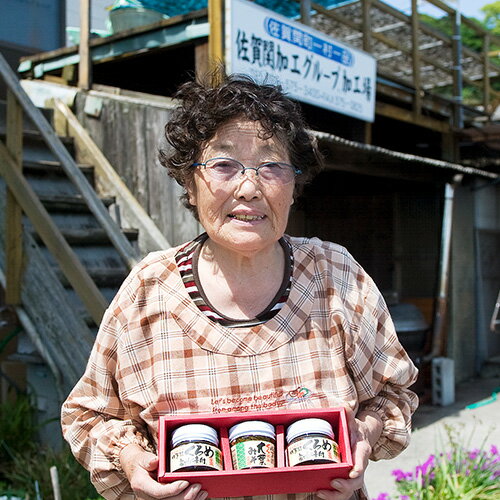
[231,440,275,469]
[287,436,340,466]
[170,443,223,472]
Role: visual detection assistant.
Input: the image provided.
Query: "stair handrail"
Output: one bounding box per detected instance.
[52,98,172,254]
[0,53,139,270]
[0,130,109,324]
[0,53,124,324]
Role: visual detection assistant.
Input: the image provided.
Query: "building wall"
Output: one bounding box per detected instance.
[74,91,201,247]
[449,181,477,382]
[291,170,441,303]
[474,180,500,369]
[1,0,64,52]
[1,0,64,96]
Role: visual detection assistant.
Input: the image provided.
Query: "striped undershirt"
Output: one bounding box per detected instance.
[175,233,293,328]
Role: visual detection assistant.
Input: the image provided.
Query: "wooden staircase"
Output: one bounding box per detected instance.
[17,151,136,332]
[0,54,170,396]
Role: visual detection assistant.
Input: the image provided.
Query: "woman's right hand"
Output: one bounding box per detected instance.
[120,443,208,500]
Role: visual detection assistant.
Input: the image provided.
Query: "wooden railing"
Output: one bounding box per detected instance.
[305,0,500,125]
[52,98,172,254]
[0,52,139,324]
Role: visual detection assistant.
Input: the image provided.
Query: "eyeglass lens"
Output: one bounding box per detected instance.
[204,158,296,185]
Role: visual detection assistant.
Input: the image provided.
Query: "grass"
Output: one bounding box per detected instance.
[0,393,103,500]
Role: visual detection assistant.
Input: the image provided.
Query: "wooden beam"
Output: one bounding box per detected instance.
[195,42,209,80]
[0,141,108,324]
[411,0,422,118]
[5,90,23,305]
[441,130,459,163]
[78,0,91,89]
[484,34,491,116]
[452,9,463,128]
[208,0,224,69]
[376,101,451,133]
[311,1,360,32]
[364,122,372,145]
[362,0,372,53]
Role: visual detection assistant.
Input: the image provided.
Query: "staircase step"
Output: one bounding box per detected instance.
[0,129,75,162]
[27,175,82,198]
[38,193,115,212]
[56,267,128,288]
[23,159,94,178]
[30,227,138,245]
[47,212,105,231]
[40,244,127,272]
[0,100,53,129]
[0,127,73,146]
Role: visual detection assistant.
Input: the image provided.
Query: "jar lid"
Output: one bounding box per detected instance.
[171,424,219,448]
[229,420,275,442]
[286,418,334,443]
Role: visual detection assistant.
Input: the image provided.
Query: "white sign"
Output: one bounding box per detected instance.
[226,0,377,122]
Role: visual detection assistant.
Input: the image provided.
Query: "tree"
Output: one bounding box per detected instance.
[481,1,500,35]
[419,2,500,104]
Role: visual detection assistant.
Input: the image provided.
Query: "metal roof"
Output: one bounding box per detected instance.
[313,129,499,180]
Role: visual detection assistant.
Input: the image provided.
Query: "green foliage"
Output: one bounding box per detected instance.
[419,13,486,52]
[0,394,39,472]
[418,3,500,106]
[3,446,104,500]
[0,394,103,500]
[482,1,500,35]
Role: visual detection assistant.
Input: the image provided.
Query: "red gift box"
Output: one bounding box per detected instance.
[157,407,353,498]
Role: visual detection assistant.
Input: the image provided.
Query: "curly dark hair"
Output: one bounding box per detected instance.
[158,72,323,218]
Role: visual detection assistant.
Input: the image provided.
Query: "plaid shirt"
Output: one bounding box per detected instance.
[61,236,418,500]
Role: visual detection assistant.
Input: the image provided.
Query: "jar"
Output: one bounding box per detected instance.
[286,418,340,466]
[229,420,276,469]
[170,424,223,472]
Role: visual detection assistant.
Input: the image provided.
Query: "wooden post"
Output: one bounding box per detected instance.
[362,0,372,144]
[195,42,210,81]
[208,0,224,71]
[5,90,24,305]
[364,122,372,145]
[362,0,372,52]
[483,33,491,117]
[452,8,463,128]
[411,0,422,118]
[78,0,91,89]
[301,0,311,26]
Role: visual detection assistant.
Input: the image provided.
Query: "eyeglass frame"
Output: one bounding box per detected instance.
[192,157,302,185]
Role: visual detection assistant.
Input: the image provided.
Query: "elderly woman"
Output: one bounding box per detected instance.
[61,74,418,500]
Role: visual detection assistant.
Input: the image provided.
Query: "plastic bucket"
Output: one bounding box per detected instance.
[109,7,166,33]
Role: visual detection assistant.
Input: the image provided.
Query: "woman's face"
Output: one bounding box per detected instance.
[186,118,295,256]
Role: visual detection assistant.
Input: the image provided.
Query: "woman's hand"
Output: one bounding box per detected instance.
[316,409,383,500]
[120,443,208,500]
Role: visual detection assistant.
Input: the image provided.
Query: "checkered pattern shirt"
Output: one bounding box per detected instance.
[61,236,419,500]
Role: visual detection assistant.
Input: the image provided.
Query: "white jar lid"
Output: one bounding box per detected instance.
[286,418,334,443]
[171,424,219,448]
[229,420,275,442]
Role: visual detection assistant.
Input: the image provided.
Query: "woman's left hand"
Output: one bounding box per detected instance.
[316,408,383,500]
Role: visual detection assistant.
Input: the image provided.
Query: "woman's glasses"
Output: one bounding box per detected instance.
[192,157,301,186]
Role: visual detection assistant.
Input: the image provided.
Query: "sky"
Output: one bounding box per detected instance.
[385,0,493,21]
